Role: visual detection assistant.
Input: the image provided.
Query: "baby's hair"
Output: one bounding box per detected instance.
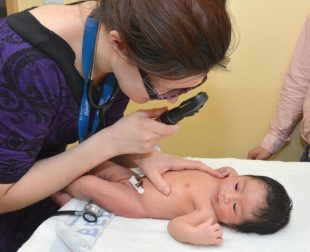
[231,175,293,234]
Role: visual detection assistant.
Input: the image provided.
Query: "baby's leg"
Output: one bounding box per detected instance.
[67,161,146,217]
[90,160,138,182]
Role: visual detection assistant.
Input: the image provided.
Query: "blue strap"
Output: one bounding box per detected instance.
[82,17,98,81]
[78,17,116,142]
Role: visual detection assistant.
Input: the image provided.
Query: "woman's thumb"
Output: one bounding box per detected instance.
[142,107,168,118]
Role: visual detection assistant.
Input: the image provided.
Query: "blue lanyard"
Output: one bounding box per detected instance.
[78,17,116,142]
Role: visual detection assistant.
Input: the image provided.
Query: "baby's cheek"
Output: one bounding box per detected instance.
[216,207,231,223]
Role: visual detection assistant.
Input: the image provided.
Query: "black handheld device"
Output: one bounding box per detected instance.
[158,92,208,125]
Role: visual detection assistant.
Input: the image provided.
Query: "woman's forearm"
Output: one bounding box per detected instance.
[0,130,116,214]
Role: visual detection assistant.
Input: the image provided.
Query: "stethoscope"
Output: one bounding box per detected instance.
[78,16,119,142]
[54,202,103,223]
[55,17,117,223]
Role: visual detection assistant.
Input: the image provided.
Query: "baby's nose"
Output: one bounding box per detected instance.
[224,191,239,204]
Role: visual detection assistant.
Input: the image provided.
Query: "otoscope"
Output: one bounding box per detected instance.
[158,92,208,125]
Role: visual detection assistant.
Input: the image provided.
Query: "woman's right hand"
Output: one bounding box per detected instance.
[247,146,272,160]
[105,107,180,155]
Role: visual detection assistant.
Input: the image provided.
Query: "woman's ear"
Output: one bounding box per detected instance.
[108,30,128,60]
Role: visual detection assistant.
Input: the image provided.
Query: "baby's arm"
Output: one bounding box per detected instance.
[168,210,223,246]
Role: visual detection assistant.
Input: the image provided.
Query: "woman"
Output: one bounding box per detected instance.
[0,0,232,250]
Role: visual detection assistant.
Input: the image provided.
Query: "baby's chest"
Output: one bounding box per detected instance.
[190,186,214,211]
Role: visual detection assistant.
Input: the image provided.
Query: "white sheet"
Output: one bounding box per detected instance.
[20,158,310,252]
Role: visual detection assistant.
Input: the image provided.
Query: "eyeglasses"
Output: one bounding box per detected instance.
[137,67,207,100]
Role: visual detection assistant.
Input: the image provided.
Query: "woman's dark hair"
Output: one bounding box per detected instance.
[94,0,232,79]
[232,175,293,235]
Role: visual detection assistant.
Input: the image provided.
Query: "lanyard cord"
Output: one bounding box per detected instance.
[78,17,117,142]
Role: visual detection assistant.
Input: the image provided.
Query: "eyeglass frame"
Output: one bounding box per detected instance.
[137,67,207,100]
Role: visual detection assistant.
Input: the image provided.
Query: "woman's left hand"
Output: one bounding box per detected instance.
[135,151,223,195]
[215,166,238,178]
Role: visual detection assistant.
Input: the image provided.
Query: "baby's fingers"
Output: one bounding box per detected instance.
[213,236,223,246]
[205,217,215,225]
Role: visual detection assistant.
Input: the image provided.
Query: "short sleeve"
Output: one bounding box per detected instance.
[0,47,68,183]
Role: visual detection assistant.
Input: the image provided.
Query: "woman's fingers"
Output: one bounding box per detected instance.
[107,108,180,155]
[143,169,171,195]
[139,107,168,118]
[170,159,223,178]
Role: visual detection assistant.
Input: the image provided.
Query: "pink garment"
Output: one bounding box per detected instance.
[261,15,310,154]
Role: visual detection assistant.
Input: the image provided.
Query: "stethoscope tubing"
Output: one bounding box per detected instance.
[54,210,98,223]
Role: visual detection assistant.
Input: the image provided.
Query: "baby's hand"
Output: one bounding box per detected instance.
[216,166,238,178]
[192,217,223,246]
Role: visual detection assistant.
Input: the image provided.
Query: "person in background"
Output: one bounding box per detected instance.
[0,0,232,251]
[248,15,310,161]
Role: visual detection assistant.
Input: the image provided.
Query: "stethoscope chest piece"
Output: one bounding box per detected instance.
[83,203,103,223]
[54,201,103,223]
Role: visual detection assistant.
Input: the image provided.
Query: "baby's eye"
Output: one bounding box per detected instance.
[235,183,239,191]
[233,202,236,213]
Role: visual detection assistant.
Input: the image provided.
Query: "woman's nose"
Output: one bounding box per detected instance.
[167,96,178,104]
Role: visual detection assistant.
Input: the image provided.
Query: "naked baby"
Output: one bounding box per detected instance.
[64,161,292,246]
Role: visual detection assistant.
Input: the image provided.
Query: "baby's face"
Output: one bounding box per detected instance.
[211,176,266,226]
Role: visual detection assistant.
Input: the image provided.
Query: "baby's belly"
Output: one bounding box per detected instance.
[139,171,196,219]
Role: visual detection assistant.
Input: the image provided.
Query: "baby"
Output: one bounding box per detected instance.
[64,161,292,246]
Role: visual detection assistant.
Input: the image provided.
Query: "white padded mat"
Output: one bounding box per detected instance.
[20,158,310,252]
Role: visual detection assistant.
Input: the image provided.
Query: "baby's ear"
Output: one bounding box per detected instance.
[108,30,128,60]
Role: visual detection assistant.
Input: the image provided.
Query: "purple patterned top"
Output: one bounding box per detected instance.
[0,9,129,251]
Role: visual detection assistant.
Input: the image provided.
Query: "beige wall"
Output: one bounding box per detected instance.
[126,0,310,161]
[12,0,78,13]
[12,0,310,161]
